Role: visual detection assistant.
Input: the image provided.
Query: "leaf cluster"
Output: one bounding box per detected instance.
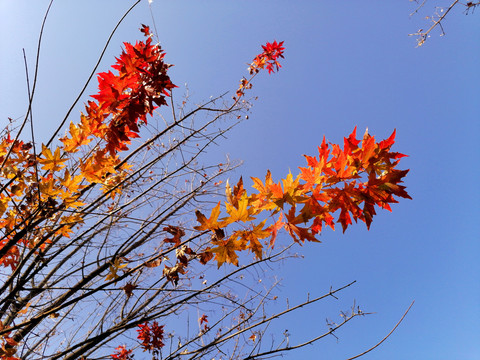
[194,128,411,267]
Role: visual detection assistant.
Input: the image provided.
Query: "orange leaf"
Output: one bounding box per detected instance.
[240,220,270,259]
[268,213,285,248]
[284,206,319,243]
[209,236,244,268]
[194,202,224,231]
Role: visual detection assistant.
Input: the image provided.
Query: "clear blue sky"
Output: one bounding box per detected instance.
[1,1,479,359]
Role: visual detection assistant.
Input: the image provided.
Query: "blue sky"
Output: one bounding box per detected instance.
[1,1,479,359]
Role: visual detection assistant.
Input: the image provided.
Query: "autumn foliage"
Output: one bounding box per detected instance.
[194,127,410,268]
[0,25,174,273]
[0,24,409,360]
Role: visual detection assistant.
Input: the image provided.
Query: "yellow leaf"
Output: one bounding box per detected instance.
[39,144,67,172]
[60,169,83,194]
[60,120,92,153]
[224,193,255,223]
[105,258,127,281]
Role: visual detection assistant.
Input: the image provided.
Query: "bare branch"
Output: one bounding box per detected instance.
[345,300,415,360]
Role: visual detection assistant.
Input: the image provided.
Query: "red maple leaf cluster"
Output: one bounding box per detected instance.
[235,40,285,100]
[111,345,134,360]
[86,24,176,154]
[136,321,165,352]
[110,321,165,359]
[250,40,285,74]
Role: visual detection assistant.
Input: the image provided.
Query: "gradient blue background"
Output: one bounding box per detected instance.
[1,1,479,359]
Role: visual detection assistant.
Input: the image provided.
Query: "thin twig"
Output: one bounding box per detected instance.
[344,300,415,360]
[46,0,142,147]
[409,0,459,46]
[23,48,41,205]
[0,0,54,173]
[409,0,428,17]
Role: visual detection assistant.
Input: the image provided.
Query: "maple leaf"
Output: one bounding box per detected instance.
[225,193,256,223]
[240,220,271,259]
[163,263,186,285]
[332,150,350,178]
[39,144,67,172]
[251,170,272,195]
[259,172,304,210]
[60,169,83,193]
[298,158,325,191]
[284,206,319,243]
[338,208,353,233]
[122,282,137,298]
[105,258,127,282]
[137,321,165,351]
[111,345,134,360]
[252,40,285,74]
[59,169,85,208]
[0,241,19,270]
[209,236,244,268]
[268,213,285,248]
[362,197,377,230]
[38,176,62,198]
[317,135,331,163]
[199,314,209,332]
[60,121,91,153]
[281,172,305,204]
[250,170,277,211]
[80,150,118,183]
[378,129,397,150]
[198,248,214,265]
[225,177,246,207]
[343,126,361,155]
[193,128,409,266]
[194,202,224,231]
[79,157,103,183]
[140,24,151,36]
[145,258,163,268]
[80,27,176,157]
[247,238,263,260]
[175,244,195,267]
[55,214,84,238]
[163,225,185,247]
[199,314,208,325]
[379,169,412,200]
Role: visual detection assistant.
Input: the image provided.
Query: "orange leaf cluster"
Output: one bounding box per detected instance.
[195,127,411,267]
[0,25,175,270]
[0,135,86,269]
